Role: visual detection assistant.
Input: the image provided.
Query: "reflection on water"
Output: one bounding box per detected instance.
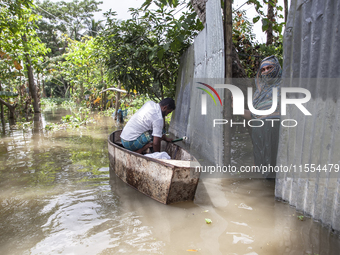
[0,109,339,255]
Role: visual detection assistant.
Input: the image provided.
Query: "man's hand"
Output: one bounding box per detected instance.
[162,134,172,143]
[153,135,172,153]
[153,136,161,152]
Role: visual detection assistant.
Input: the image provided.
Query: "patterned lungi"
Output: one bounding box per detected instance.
[121,131,152,151]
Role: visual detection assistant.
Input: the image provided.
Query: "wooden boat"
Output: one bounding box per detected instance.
[108,130,200,204]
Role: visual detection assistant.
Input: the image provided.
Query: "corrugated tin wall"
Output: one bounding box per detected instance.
[276,0,340,232]
[169,0,225,166]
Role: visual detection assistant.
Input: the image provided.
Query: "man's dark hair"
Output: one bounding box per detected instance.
[160,98,176,110]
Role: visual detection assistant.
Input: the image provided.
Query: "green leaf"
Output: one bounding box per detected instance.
[172,0,179,7]
[170,38,181,52]
[157,48,164,60]
[181,22,188,30]
[177,34,184,43]
[142,0,152,9]
[262,18,269,32]
[175,21,181,30]
[297,215,304,221]
[253,16,260,24]
[148,50,156,61]
[273,24,283,34]
[205,218,212,224]
[159,0,167,7]
[268,0,276,7]
[163,43,170,51]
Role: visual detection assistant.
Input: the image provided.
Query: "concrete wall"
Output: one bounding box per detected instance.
[276,0,340,232]
[169,0,225,167]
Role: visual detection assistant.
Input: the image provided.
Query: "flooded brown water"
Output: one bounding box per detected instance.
[0,109,339,255]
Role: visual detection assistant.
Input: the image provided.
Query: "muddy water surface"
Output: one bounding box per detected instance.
[0,109,339,255]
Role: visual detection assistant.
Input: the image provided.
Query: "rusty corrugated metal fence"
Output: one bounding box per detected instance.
[170,0,340,231]
[276,0,340,232]
[169,0,225,167]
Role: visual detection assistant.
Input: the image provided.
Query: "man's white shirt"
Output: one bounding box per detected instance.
[120,101,163,141]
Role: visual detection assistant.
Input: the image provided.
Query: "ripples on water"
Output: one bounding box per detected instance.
[0,109,339,255]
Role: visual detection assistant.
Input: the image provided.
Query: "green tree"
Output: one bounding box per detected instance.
[35,0,103,42]
[86,18,104,37]
[97,6,203,99]
[249,0,285,45]
[1,0,49,114]
[144,0,285,74]
[58,36,107,102]
[34,0,69,57]
[34,0,103,101]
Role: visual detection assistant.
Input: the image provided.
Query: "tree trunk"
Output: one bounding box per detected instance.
[42,79,46,98]
[25,57,40,113]
[37,73,40,96]
[19,72,23,105]
[33,113,43,135]
[61,77,68,97]
[101,67,107,110]
[0,98,17,120]
[115,81,122,121]
[267,0,274,45]
[0,82,4,124]
[0,98,3,122]
[22,35,40,113]
[284,0,289,23]
[223,0,233,166]
[79,82,84,103]
[9,106,15,119]
[160,81,164,100]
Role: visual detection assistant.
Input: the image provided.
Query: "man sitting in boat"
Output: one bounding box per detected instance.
[120,98,175,154]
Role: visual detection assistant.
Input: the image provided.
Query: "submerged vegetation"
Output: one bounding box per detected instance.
[45,107,95,131]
